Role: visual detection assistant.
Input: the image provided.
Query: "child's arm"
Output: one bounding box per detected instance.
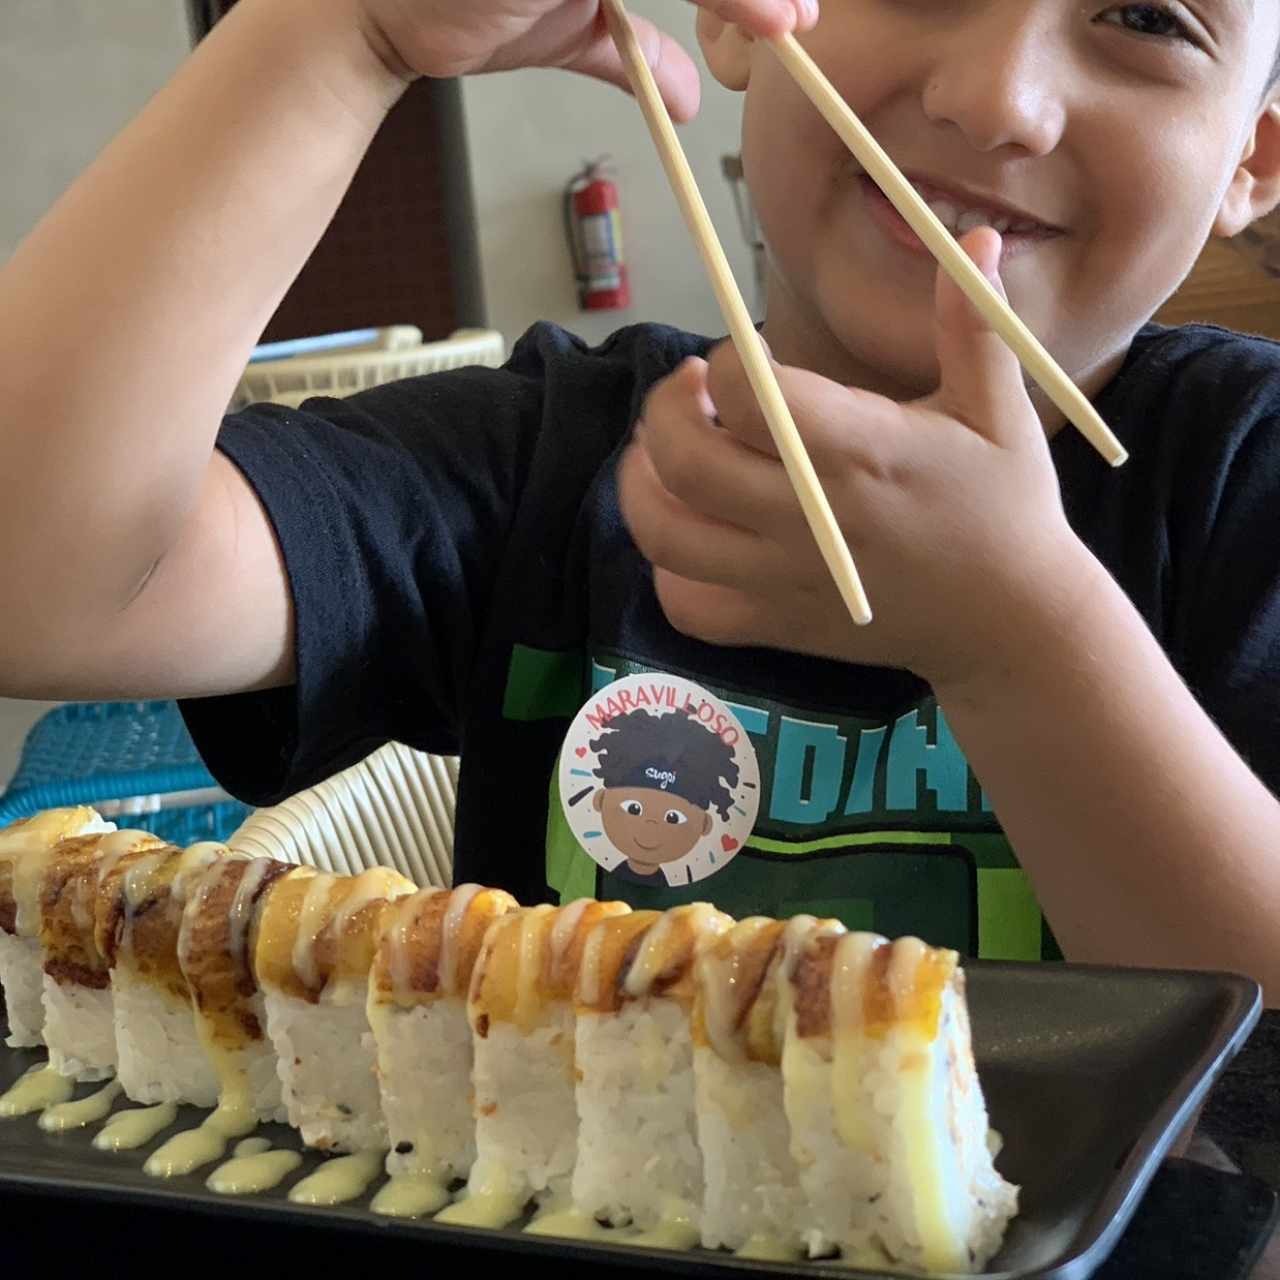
[0,0,809,701]
[934,567,1280,995]
[620,228,1280,1001]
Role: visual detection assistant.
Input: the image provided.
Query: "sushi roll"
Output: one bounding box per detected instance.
[465,898,632,1212]
[33,829,166,1081]
[178,855,303,1125]
[367,884,518,1200]
[692,915,825,1256]
[95,841,235,1105]
[254,865,415,1151]
[781,928,1018,1272]
[0,807,114,1047]
[571,902,733,1238]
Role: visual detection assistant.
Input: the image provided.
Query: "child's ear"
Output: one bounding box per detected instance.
[1214,102,1280,236]
[696,9,754,92]
[702,812,713,836]
[592,790,604,812]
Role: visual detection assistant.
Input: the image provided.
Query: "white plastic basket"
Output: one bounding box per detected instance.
[228,743,457,888]
[231,327,506,411]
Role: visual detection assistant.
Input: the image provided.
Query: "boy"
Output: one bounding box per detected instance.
[1,0,1278,998]
[586,705,740,884]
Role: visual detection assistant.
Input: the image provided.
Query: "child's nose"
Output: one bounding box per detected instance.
[920,8,1067,158]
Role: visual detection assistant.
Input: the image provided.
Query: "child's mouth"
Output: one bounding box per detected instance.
[858,175,1060,262]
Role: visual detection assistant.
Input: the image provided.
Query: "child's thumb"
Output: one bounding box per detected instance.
[933,228,1032,442]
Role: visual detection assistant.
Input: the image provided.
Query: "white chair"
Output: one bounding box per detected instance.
[231,326,506,411]
[226,325,505,884]
[229,744,457,888]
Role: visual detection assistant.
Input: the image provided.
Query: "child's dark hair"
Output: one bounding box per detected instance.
[590,708,740,821]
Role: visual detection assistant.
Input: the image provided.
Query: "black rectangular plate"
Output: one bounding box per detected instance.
[0,960,1261,1279]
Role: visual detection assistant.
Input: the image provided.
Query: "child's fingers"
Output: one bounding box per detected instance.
[704,339,906,473]
[932,228,1039,450]
[651,569,795,651]
[570,13,703,121]
[618,439,815,593]
[638,359,808,537]
[689,0,817,38]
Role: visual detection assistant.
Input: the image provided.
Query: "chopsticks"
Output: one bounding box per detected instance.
[601,0,874,626]
[768,34,1127,468]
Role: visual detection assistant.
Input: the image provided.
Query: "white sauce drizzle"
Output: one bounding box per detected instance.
[440,884,483,995]
[39,1079,122,1132]
[0,1064,74,1117]
[287,1150,384,1205]
[94,1102,177,1151]
[290,872,337,992]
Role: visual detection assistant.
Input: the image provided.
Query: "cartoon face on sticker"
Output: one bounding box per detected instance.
[559,674,760,886]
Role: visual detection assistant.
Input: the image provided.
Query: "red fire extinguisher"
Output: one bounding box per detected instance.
[564,158,630,311]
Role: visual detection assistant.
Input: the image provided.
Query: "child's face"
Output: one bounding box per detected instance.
[594,786,712,870]
[707,1,1280,401]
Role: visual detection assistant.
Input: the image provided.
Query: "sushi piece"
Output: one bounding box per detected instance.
[367,884,519,1196]
[33,829,166,1081]
[781,927,1019,1273]
[465,898,632,1211]
[254,865,415,1151]
[95,841,236,1105]
[692,915,829,1256]
[0,807,114,1047]
[571,902,733,1238]
[178,855,304,1125]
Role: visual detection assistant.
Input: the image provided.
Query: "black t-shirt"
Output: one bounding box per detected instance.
[183,321,1280,961]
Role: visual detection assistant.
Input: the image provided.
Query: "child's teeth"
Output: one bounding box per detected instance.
[928,199,960,231]
[955,210,989,235]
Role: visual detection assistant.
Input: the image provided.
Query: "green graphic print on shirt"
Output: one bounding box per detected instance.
[509,645,1059,962]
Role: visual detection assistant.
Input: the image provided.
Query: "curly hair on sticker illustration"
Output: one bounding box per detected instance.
[589,708,741,880]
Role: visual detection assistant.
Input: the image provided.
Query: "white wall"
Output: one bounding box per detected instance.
[0,0,190,263]
[0,0,751,341]
[461,1,759,347]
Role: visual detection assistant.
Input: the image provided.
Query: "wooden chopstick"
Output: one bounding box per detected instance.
[769,33,1128,468]
[601,0,874,626]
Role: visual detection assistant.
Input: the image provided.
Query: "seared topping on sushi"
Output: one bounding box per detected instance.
[95,843,231,993]
[0,808,111,934]
[791,931,961,1044]
[180,857,298,1049]
[370,884,519,1007]
[471,899,632,1032]
[256,866,415,1003]
[693,916,788,1065]
[37,832,166,989]
[578,903,732,1013]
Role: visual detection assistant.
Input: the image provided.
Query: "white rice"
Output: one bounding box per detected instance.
[0,932,45,1047]
[572,999,702,1230]
[872,991,1019,1274]
[469,1011,577,1202]
[783,965,1017,1272]
[372,997,475,1181]
[262,989,384,1152]
[112,969,220,1106]
[694,1049,805,1252]
[231,991,290,1124]
[41,973,117,1081]
[783,1029,887,1259]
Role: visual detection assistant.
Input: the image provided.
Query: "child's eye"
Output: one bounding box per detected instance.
[621,799,644,817]
[1097,4,1197,45]
[664,809,689,826]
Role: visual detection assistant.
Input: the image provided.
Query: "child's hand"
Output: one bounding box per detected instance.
[618,229,1098,693]
[361,0,815,119]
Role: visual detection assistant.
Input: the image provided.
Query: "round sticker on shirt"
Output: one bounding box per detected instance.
[558,673,760,887]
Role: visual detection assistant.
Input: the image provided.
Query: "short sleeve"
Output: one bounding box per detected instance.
[181,358,542,807]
